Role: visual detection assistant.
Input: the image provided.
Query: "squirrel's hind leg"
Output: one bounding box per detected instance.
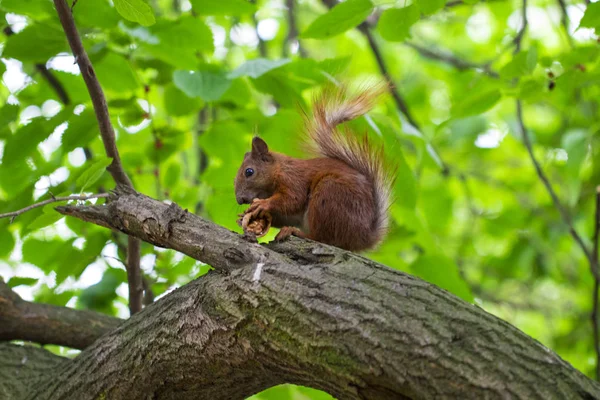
[274,226,307,242]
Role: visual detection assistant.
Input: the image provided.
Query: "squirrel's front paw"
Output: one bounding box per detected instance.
[244,198,270,218]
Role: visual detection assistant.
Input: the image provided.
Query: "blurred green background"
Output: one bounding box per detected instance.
[0,0,599,397]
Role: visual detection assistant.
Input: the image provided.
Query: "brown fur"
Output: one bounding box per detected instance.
[234,83,396,252]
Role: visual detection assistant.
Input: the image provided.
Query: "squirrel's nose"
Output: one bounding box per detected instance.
[236,195,249,205]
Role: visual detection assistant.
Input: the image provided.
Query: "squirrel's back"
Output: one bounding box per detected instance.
[303,83,396,246]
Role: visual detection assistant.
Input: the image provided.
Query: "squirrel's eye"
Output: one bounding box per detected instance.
[245,168,254,177]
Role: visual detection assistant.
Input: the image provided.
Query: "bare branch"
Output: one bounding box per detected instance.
[405,42,499,78]
[0,194,108,221]
[0,278,122,349]
[556,0,574,47]
[593,187,600,380]
[515,102,595,271]
[53,0,142,315]
[284,0,307,58]
[513,0,528,53]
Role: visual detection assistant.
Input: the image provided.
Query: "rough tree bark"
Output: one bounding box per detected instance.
[0,186,599,399]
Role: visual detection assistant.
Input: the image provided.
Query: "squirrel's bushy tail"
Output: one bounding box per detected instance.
[304,82,396,244]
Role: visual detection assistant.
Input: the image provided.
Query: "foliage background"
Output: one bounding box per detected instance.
[0,0,599,397]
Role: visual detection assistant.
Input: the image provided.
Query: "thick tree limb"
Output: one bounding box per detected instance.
[0,279,122,349]
[0,186,584,399]
[0,343,66,400]
[53,0,142,315]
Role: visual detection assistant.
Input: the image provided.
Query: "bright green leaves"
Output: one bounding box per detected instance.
[3,23,68,63]
[229,59,291,79]
[6,277,38,288]
[2,117,57,168]
[0,0,54,18]
[190,0,256,16]
[0,228,15,258]
[301,0,373,39]
[378,5,419,41]
[452,89,502,118]
[579,2,600,34]
[144,17,214,69]
[78,268,127,314]
[173,70,232,102]
[76,157,113,192]
[164,84,203,116]
[500,48,538,80]
[416,0,445,15]
[114,0,156,26]
[61,109,100,152]
[410,253,474,303]
[94,53,140,94]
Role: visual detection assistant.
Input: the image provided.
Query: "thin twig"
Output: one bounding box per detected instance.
[515,102,595,271]
[593,187,600,380]
[284,0,307,58]
[359,24,421,131]
[53,0,142,315]
[0,194,109,221]
[556,0,574,47]
[405,42,499,78]
[513,0,528,53]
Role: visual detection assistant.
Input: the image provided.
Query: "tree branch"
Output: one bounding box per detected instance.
[513,0,528,53]
[405,42,499,78]
[0,186,594,399]
[284,0,307,58]
[593,186,600,380]
[0,279,122,349]
[53,0,142,315]
[0,194,108,221]
[515,102,595,272]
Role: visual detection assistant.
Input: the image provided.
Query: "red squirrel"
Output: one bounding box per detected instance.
[234,83,396,252]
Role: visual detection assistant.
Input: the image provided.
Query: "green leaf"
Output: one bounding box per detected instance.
[452,89,501,118]
[61,109,100,152]
[0,227,15,258]
[114,0,156,26]
[78,268,126,313]
[0,0,54,18]
[378,5,420,42]
[164,84,204,116]
[173,70,232,102]
[3,22,68,63]
[499,48,538,79]
[74,0,120,29]
[190,0,255,16]
[2,118,55,167]
[301,0,373,39]
[94,52,140,93]
[0,104,19,126]
[579,2,600,33]
[142,17,214,69]
[6,277,38,288]
[76,157,113,191]
[416,0,445,15]
[228,59,291,79]
[410,253,474,303]
[25,211,65,233]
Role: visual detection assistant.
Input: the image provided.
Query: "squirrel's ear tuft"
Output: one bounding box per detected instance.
[252,136,269,155]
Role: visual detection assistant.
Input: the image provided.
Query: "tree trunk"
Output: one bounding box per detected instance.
[1,186,598,399]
